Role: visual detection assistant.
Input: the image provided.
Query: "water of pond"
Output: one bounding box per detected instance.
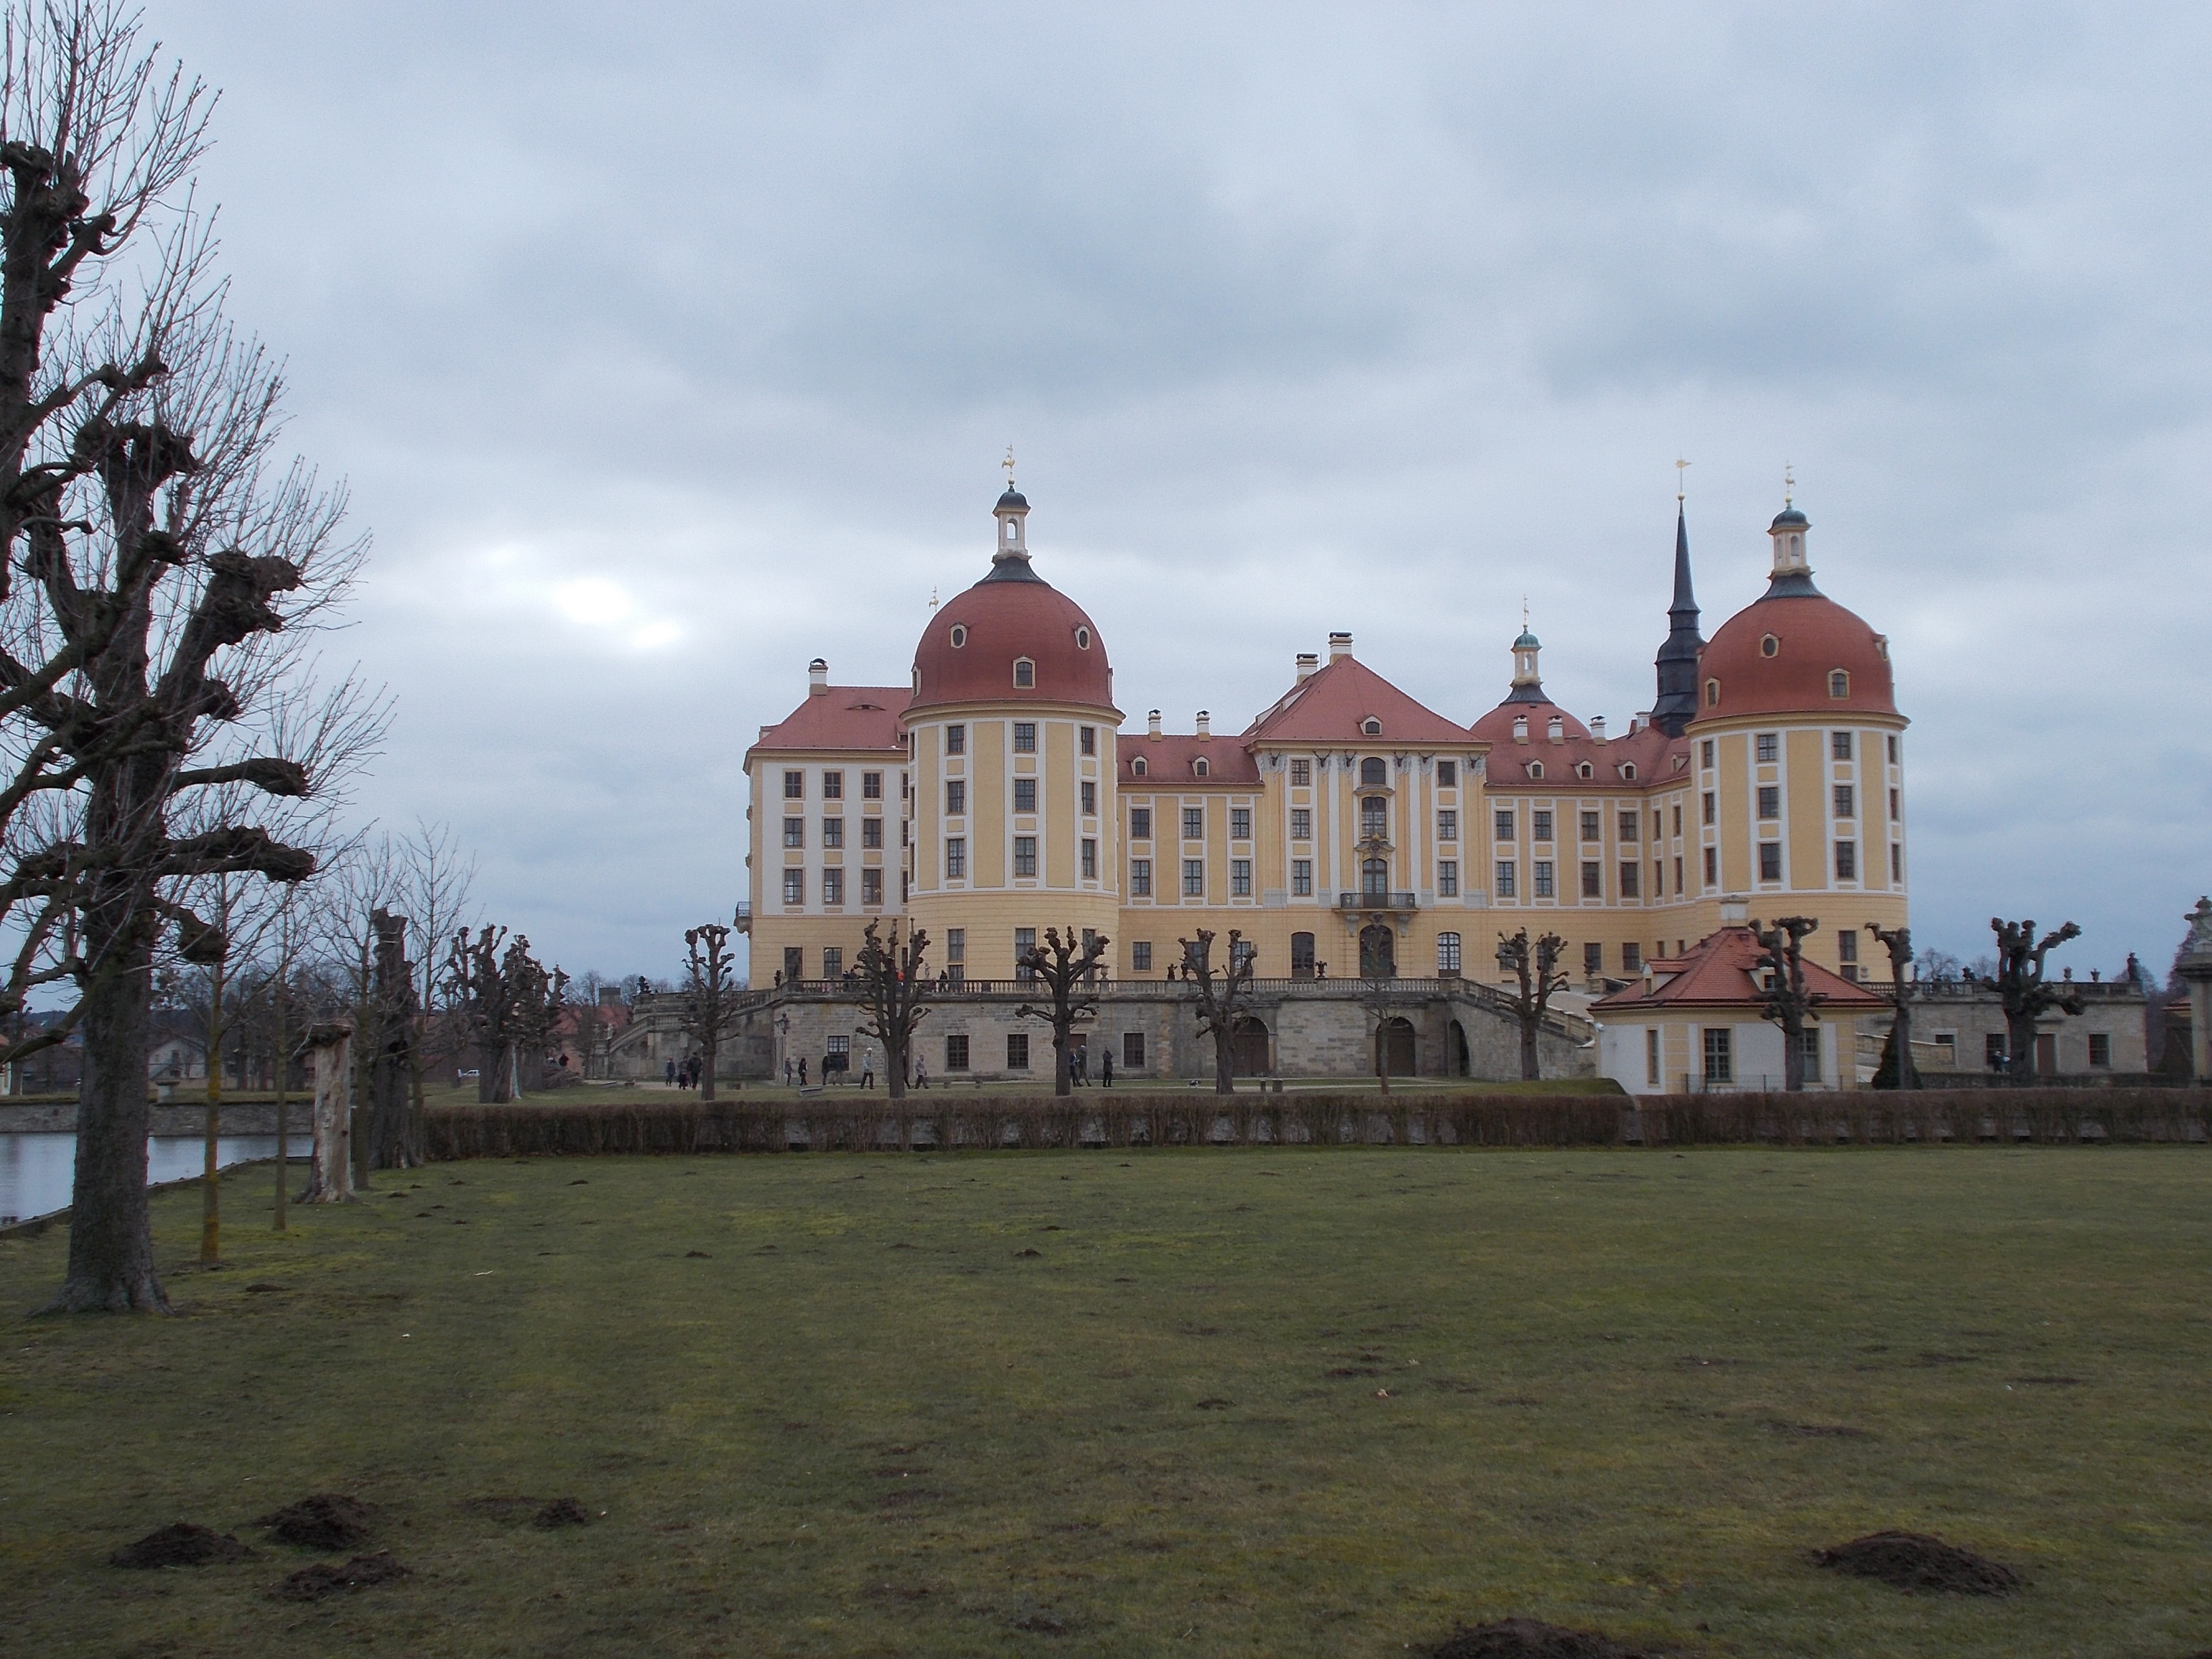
[0,1132,310,1227]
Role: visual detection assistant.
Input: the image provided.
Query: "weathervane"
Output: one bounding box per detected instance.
[928,586,939,615]
[1002,445,1017,489]
[1521,595,1530,631]
[1675,456,1690,502]
[1783,462,1795,507]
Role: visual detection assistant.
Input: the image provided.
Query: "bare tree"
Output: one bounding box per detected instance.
[1016,925,1106,1096]
[394,819,473,1117]
[1866,921,1919,1090]
[1359,981,1420,1095]
[851,918,928,1098]
[1178,927,1256,1095]
[1496,927,1568,1082]
[1990,917,2083,1082]
[677,915,740,1101]
[444,926,513,1103]
[1750,916,1826,1092]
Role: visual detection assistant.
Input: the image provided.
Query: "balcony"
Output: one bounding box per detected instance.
[734,901,754,934]
[1338,890,1418,912]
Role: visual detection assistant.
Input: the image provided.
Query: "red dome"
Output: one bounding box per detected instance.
[910,565,1115,714]
[1697,592,1898,720]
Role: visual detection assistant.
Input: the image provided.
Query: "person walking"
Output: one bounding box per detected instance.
[665,1058,676,1088]
[861,1047,876,1089]
[783,1057,793,1087]
[1101,1047,1114,1088]
[798,1057,808,1088]
[914,1056,928,1091]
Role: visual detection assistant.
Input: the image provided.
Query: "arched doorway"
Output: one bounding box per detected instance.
[1231,1017,1271,1076]
[1359,924,1395,979]
[1377,1017,1417,1077]
[1450,1019,1471,1077]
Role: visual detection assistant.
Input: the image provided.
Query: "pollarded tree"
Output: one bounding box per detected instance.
[851,918,930,1098]
[1496,927,1568,1081]
[1990,917,2083,1082]
[1016,925,1107,1097]
[1750,916,1826,1092]
[442,926,563,1102]
[678,914,740,1101]
[1179,927,1256,1095]
[1866,921,1919,1090]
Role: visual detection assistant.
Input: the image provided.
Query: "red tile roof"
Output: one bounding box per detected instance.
[910,564,1116,714]
[1117,733,1263,785]
[1698,592,1900,721]
[1245,655,1475,746]
[1477,716,1689,790]
[747,687,911,757]
[1593,925,1887,1014]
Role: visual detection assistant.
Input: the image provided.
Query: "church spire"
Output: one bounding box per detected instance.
[1650,474,1704,737]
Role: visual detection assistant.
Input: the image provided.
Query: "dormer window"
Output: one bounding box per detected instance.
[1705,678,1720,707]
[1620,762,1637,781]
[1193,757,1209,777]
[1760,634,1780,657]
[1575,761,1593,779]
[1361,716,1382,736]
[949,624,967,649]
[1013,657,1035,689]
[1131,757,1147,777]
[1828,669,1850,699]
[1074,627,1090,650]
[1526,761,1544,780]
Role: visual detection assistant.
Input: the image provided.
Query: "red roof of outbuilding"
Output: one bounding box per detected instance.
[746,687,911,758]
[1244,655,1473,745]
[1592,926,1887,1014]
[909,559,1115,714]
[1117,733,1263,785]
[1697,591,1900,722]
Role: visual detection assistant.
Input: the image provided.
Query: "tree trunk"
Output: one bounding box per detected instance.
[700,1034,718,1103]
[272,978,288,1233]
[1213,1025,1235,1094]
[200,953,226,1263]
[2006,1012,2039,1081]
[1055,1025,1073,1097]
[49,941,167,1313]
[1518,1017,1539,1081]
[1889,1000,1916,1090]
[1781,1019,1806,1091]
[476,1046,498,1103]
[886,1022,908,1099]
[300,1029,356,1203]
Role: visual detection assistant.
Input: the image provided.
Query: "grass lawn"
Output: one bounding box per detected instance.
[3,1147,2209,1658]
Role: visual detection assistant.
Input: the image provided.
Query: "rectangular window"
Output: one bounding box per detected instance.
[1622,942,1642,972]
[1620,861,1639,898]
[1617,810,1637,842]
[821,816,844,848]
[1131,942,1153,972]
[1891,843,1903,882]
[1123,1031,1147,1067]
[1758,785,1780,820]
[1887,735,1899,763]
[1130,807,1151,840]
[1533,861,1555,898]
[945,928,965,962]
[1082,781,1097,816]
[783,817,805,848]
[1439,932,1463,973]
[1652,810,1663,838]
[782,945,804,982]
[1437,809,1458,842]
[1496,861,1517,898]
[945,838,966,879]
[1985,1033,2008,1071]
[1015,928,1037,979]
[1673,856,1683,894]
[1759,841,1782,881]
[1703,1027,1733,1084]
[861,817,883,849]
[1834,785,1854,820]
[1756,733,1779,762]
[1702,791,1716,826]
[1013,836,1038,877]
[822,771,842,800]
[1835,840,1858,880]
[1130,858,1152,896]
[1080,725,1096,756]
[1582,941,1603,976]
[1291,759,1311,785]
[861,867,883,906]
[1012,777,1037,813]
[822,947,842,979]
[1581,861,1602,898]
[1231,858,1252,897]
[1360,797,1388,839]
[1645,1028,1661,1088]
[1437,860,1458,897]
[1799,1028,1822,1082]
[1230,807,1252,840]
[1182,807,1204,840]
[1292,859,1313,897]
[783,769,804,799]
[1006,1033,1030,1070]
[1703,846,1717,886]
[1013,722,1037,753]
[781,869,804,905]
[1836,930,1858,967]
[1888,788,1900,822]
[1832,731,1853,760]
[1183,859,1206,897]
[1496,809,1515,842]
[862,771,882,799]
[1081,838,1097,879]
[1437,760,1457,787]
[822,869,844,905]
[2089,1031,2111,1067]
[1291,808,1312,840]
[945,724,965,755]
[946,780,966,815]
[1700,739,1715,769]
[1532,810,1553,842]
[1672,804,1683,837]
[945,1033,970,1071]
[1580,811,1601,844]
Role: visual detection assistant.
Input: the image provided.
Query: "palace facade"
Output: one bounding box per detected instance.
[742,477,1910,1025]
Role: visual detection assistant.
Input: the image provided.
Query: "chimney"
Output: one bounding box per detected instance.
[1719,898,1749,924]
[1328,631,1353,662]
[1295,652,1319,682]
[1147,709,1163,740]
[1589,716,1607,743]
[598,985,623,1008]
[808,657,829,697]
[1511,716,1528,744]
[1195,710,1211,739]
[1547,716,1564,743]
[1631,711,1651,733]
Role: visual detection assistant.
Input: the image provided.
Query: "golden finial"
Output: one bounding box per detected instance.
[1521,595,1530,630]
[1783,462,1795,507]
[1675,456,1690,502]
[928,586,939,613]
[1002,445,1017,489]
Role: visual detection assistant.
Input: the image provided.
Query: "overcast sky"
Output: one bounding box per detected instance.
[155,1,2211,985]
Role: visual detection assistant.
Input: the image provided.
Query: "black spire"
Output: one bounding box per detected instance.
[1650,502,1703,737]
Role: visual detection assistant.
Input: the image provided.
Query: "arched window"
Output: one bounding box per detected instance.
[1004,519,1017,542]
[1575,761,1593,779]
[1620,762,1637,781]
[1130,757,1147,777]
[1193,757,1209,777]
[1760,634,1779,657]
[949,624,967,648]
[1361,717,1382,737]
[1012,657,1035,689]
[1360,757,1387,787]
[1526,761,1544,780]
[1828,669,1850,699]
[1437,931,1462,973]
[1705,678,1720,706]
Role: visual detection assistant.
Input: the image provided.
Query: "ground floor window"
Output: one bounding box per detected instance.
[1645,1028,1661,1087]
[1985,1033,2008,1071]
[826,1035,849,1076]
[1437,931,1461,973]
[1702,1027,1733,1084]
[945,1033,970,1071]
[1006,1032,1029,1070]
[1122,1031,1146,1068]
[1131,941,1153,971]
[1799,1027,1822,1082]
[2089,1031,2111,1067]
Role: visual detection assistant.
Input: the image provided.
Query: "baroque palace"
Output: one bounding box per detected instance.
[726,474,1912,1085]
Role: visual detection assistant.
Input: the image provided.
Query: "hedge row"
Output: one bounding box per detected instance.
[422,1086,2211,1158]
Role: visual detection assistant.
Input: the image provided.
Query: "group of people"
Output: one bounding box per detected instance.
[663,1055,707,1089]
[782,1048,878,1090]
